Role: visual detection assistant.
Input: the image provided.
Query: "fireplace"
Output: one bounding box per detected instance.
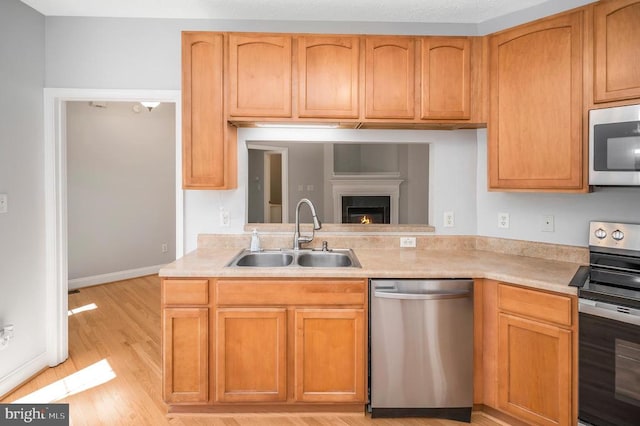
[342,196,391,224]
[330,178,403,224]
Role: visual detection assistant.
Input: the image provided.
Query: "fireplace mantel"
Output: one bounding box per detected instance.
[330,178,403,224]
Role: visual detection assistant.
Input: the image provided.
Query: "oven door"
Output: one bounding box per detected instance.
[589,105,640,186]
[579,300,640,426]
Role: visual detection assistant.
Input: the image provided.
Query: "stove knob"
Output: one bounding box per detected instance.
[594,228,607,239]
[612,230,624,241]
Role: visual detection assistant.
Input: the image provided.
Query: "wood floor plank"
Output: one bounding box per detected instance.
[1,275,505,426]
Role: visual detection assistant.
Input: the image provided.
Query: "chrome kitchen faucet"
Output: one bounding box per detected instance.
[293,198,322,250]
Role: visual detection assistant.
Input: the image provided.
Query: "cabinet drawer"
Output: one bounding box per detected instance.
[163,279,209,305]
[216,278,366,306]
[498,283,573,327]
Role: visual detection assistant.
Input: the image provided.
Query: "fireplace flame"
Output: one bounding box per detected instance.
[360,215,371,224]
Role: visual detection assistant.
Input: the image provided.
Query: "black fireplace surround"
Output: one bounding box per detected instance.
[341,196,391,224]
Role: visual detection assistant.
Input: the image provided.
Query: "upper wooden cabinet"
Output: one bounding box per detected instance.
[421,37,471,120]
[228,34,292,117]
[594,0,640,103]
[182,32,237,189]
[365,36,417,119]
[298,36,360,118]
[488,11,585,191]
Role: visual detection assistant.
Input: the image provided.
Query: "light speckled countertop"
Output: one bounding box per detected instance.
[159,244,584,296]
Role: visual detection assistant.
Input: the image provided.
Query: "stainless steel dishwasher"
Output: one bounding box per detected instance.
[369,279,473,422]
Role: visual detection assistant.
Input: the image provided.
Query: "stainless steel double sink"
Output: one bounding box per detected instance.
[225,248,361,268]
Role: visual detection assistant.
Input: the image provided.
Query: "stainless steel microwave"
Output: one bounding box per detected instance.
[589,104,640,186]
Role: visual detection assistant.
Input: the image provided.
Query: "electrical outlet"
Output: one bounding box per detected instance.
[443,211,455,228]
[498,212,510,229]
[161,243,168,253]
[219,208,230,227]
[0,194,7,214]
[542,215,555,232]
[400,237,417,248]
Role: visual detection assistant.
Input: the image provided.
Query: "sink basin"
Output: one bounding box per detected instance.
[296,251,358,268]
[225,248,360,268]
[227,251,294,267]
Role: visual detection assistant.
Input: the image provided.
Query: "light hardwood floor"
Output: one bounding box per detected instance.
[1,275,506,426]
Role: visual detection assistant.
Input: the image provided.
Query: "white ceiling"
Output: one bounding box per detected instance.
[21,0,568,23]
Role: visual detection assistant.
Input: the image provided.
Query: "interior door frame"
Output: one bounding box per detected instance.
[247,143,289,223]
[44,88,182,366]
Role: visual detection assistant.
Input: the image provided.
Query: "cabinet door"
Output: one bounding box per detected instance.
[294,309,365,403]
[182,32,237,189]
[162,307,208,403]
[594,0,640,103]
[421,37,471,120]
[498,313,572,426]
[298,36,360,118]
[488,11,584,191]
[365,37,416,119]
[228,34,292,117]
[216,308,287,402]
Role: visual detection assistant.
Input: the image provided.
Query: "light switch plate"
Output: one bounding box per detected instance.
[0,194,7,214]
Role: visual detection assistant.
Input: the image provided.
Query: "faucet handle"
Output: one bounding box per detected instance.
[322,241,329,251]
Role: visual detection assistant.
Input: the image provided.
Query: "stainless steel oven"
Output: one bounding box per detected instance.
[572,221,640,426]
[589,104,640,186]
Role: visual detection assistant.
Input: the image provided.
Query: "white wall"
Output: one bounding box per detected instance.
[476,129,640,247]
[66,101,176,281]
[0,0,47,393]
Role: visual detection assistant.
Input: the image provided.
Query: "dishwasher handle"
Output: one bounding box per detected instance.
[373,289,471,300]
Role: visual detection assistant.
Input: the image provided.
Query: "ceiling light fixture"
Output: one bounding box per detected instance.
[140,101,160,111]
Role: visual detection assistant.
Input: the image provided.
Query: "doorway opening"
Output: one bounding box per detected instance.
[247,144,289,224]
[44,89,181,367]
[65,101,177,289]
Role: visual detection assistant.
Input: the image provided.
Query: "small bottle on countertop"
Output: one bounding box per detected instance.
[250,228,261,252]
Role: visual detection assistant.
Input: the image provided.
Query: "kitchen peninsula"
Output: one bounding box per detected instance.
[160,231,584,425]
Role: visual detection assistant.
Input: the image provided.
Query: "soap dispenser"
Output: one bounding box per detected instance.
[250,228,261,252]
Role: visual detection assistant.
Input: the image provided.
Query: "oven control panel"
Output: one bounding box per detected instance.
[590,221,640,251]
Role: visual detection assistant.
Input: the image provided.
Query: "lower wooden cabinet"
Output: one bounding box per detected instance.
[213,277,368,409]
[497,313,572,426]
[215,308,287,402]
[294,309,365,402]
[479,280,577,426]
[162,307,209,403]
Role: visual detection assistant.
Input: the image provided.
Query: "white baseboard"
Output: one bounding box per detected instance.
[0,352,49,399]
[68,264,165,290]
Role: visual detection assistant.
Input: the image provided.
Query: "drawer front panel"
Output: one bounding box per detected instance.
[216,279,366,306]
[498,283,573,327]
[163,279,209,305]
